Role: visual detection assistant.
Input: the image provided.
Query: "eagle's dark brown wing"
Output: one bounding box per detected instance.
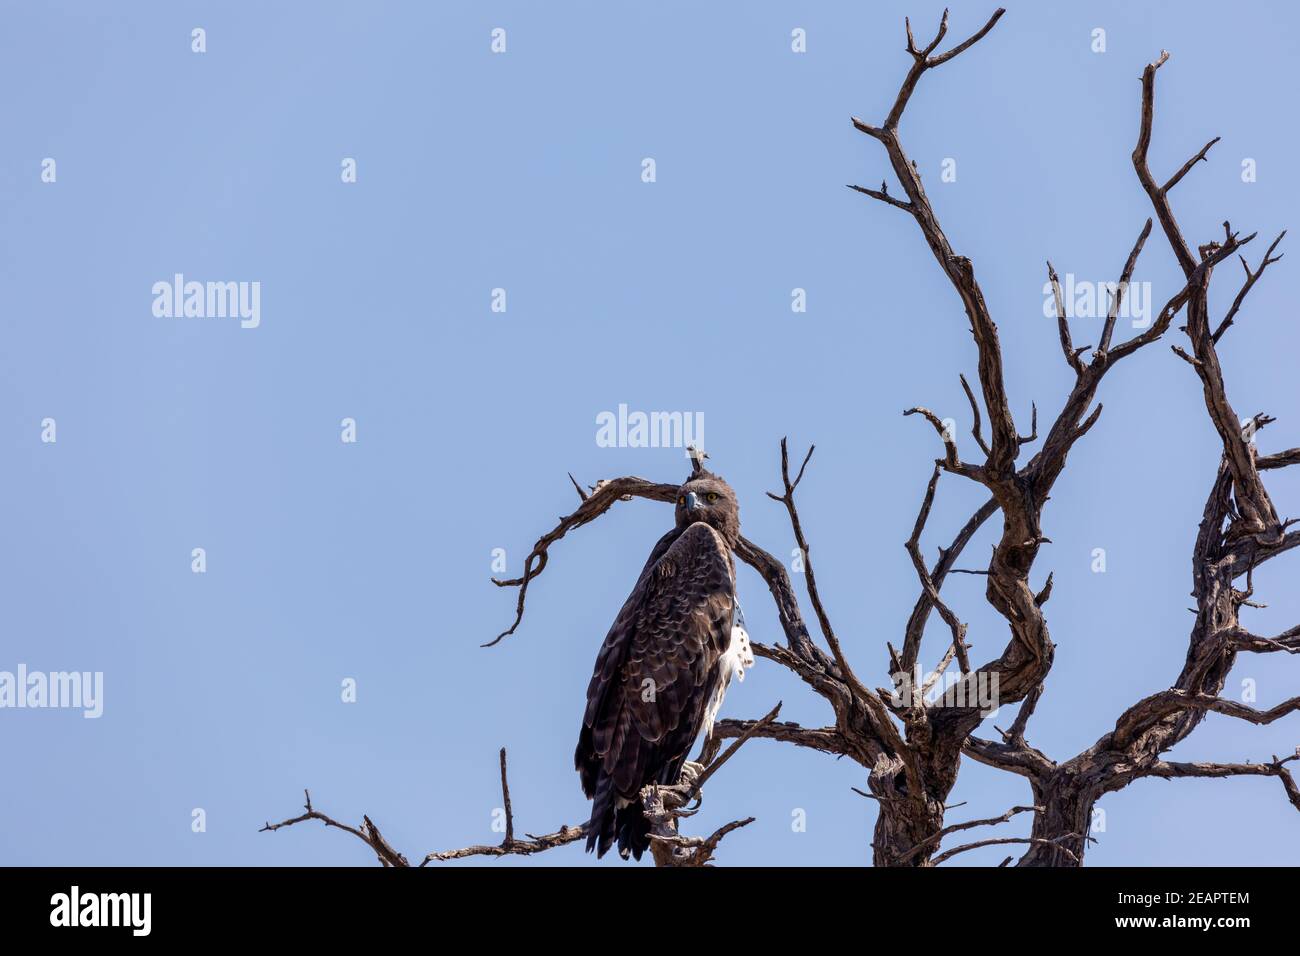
[575,521,735,858]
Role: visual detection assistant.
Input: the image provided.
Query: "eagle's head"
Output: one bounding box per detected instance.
[674,472,740,546]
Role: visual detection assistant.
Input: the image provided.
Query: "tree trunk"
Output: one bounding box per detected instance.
[1018,773,1093,867]
[867,750,954,866]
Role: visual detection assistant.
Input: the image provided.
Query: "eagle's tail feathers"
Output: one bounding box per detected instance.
[615,800,650,861]
[586,773,620,858]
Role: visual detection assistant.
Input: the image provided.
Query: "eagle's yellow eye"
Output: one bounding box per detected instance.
[677,496,685,505]
[706,492,719,502]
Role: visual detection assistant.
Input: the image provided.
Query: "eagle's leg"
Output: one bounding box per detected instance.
[677,760,706,788]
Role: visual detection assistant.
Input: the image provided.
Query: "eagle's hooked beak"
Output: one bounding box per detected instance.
[684,492,700,512]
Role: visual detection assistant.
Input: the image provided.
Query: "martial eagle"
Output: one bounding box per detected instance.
[575,469,754,859]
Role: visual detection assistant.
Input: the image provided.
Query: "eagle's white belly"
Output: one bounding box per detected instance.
[702,621,754,739]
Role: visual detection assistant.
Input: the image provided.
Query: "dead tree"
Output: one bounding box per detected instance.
[262,8,1298,866]
[968,50,1300,866]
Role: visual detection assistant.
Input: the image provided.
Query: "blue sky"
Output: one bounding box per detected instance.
[2,1,1297,866]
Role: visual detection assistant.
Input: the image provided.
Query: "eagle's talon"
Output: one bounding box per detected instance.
[679,761,706,788]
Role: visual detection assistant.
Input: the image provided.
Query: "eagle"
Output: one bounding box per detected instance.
[575,468,754,859]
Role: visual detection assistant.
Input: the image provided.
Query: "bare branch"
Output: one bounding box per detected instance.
[261,790,410,867]
[1182,236,1281,543]
[932,834,1080,867]
[567,472,588,501]
[688,703,782,801]
[1033,571,1054,607]
[277,712,791,868]
[856,8,1017,476]
[927,8,1007,68]
[425,824,587,863]
[1162,136,1221,194]
[881,8,1007,128]
[897,804,1040,864]
[901,497,998,672]
[1106,284,1188,363]
[1006,683,1043,744]
[1112,690,1300,750]
[1144,754,1300,812]
[847,182,914,212]
[647,817,755,867]
[1212,230,1286,343]
[1017,402,1038,449]
[1133,50,1197,277]
[960,373,992,457]
[905,464,972,673]
[1128,55,1281,544]
[1046,260,1083,374]
[732,540,822,666]
[714,717,850,756]
[1096,218,1153,360]
[962,735,1055,780]
[766,438,873,701]
[1258,447,1300,470]
[904,406,964,473]
[1225,624,1300,655]
[486,476,678,646]
[497,747,515,844]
